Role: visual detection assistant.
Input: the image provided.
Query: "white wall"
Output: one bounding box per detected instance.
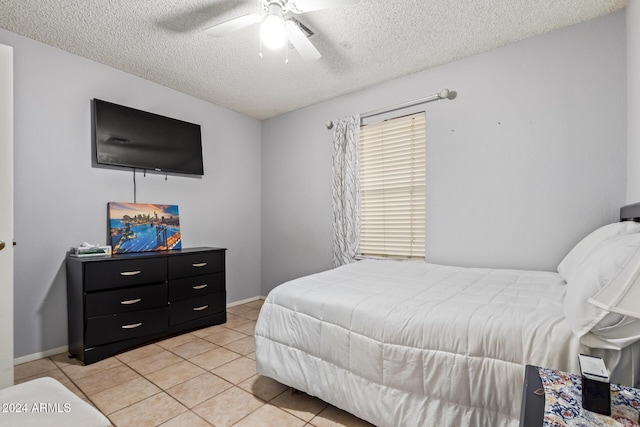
[0,43,14,387]
[627,1,640,202]
[261,11,627,295]
[0,29,262,359]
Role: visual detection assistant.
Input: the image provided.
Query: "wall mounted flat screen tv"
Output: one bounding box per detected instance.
[93,99,204,175]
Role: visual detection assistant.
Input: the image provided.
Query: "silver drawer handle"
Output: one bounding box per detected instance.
[192,284,208,290]
[121,298,142,305]
[120,270,141,276]
[121,322,142,329]
[193,305,209,311]
[192,262,207,268]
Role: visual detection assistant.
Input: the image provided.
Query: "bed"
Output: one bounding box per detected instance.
[255,205,640,427]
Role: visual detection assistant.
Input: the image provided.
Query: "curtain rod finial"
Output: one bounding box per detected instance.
[325,120,334,129]
[440,89,457,100]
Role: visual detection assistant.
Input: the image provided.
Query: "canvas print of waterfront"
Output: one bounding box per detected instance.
[108,202,181,254]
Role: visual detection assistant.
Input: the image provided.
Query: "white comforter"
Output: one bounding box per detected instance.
[255,259,584,427]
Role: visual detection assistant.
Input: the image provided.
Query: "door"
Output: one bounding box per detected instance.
[0,43,14,388]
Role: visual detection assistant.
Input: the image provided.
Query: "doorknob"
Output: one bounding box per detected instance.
[0,241,5,251]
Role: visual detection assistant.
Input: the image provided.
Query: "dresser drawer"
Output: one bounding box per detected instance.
[168,251,224,279]
[169,273,225,302]
[85,283,168,317]
[84,257,167,291]
[85,307,169,347]
[169,292,225,326]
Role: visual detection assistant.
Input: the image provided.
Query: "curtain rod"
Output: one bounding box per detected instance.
[325,88,456,130]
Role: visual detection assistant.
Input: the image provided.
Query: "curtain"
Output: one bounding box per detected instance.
[331,115,361,267]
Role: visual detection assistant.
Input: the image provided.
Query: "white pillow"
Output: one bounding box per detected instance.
[557,221,640,283]
[563,232,640,338]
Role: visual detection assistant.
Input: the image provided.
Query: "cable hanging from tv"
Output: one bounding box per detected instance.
[133,168,137,203]
[131,167,171,203]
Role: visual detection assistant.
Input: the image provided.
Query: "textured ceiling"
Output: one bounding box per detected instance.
[0,0,628,120]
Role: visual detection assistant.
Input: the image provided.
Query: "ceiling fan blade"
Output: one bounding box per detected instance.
[285,20,321,61]
[204,13,262,37]
[289,0,360,13]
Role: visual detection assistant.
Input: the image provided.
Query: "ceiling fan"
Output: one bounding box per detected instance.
[204,0,360,61]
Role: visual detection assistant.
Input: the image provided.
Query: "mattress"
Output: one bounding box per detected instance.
[255,259,584,427]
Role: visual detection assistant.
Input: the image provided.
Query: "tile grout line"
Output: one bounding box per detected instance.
[46,358,89,400]
[159,409,214,427]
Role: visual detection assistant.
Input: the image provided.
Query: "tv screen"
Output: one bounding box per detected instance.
[93,99,204,175]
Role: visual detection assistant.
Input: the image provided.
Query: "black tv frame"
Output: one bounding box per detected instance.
[92,99,204,176]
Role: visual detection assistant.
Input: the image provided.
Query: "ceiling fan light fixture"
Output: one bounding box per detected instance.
[260,3,287,50]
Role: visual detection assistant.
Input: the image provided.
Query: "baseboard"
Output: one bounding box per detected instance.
[226,295,265,308]
[14,345,68,365]
[14,296,267,365]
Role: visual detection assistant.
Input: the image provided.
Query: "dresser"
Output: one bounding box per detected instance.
[66,247,226,364]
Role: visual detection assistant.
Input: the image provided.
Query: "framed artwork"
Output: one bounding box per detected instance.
[107,202,181,254]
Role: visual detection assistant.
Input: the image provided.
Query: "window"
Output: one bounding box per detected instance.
[358,112,426,259]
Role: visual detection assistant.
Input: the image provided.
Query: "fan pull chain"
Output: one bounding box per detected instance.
[259,38,263,58]
[285,39,289,64]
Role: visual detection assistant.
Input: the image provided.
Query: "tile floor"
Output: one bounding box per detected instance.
[13,299,375,427]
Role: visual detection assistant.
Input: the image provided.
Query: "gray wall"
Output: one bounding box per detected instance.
[628,1,640,202]
[0,29,263,359]
[261,11,627,295]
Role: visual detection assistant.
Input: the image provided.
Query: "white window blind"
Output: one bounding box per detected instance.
[358,112,426,259]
